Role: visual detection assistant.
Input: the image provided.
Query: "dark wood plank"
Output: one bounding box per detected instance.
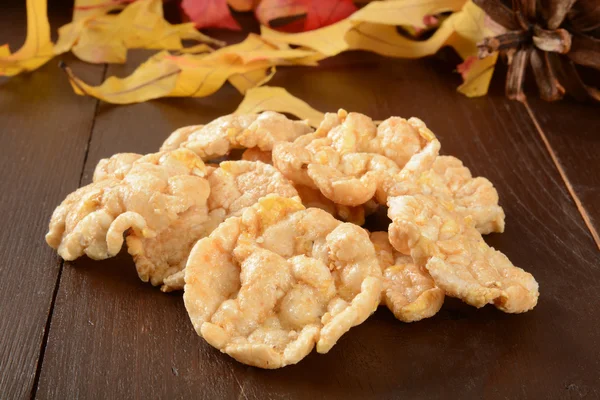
[524,96,600,249]
[0,2,105,398]
[36,24,600,400]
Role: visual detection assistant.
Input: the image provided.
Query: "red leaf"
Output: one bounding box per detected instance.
[227,0,260,12]
[303,0,357,31]
[182,0,241,30]
[256,0,357,32]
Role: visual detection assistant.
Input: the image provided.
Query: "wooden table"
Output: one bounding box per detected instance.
[2,1,599,399]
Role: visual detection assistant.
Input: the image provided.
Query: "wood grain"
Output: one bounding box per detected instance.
[0,2,104,398]
[524,96,600,249]
[35,29,600,400]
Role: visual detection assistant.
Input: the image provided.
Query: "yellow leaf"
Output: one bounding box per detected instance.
[345,20,456,58]
[457,53,498,97]
[71,17,127,63]
[56,0,221,64]
[63,52,180,103]
[0,45,10,57]
[451,0,490,45]
[448,1,498,96]
[260,20,352,57]
[350,0,467,28]
[54,20,85,55]
[167,55,272,98]
[174,44,215,55]
[72,0,127,21]
[62,48,276,103]
[0,0,54,76]
[229,66,276,94]
[234,86,325,127]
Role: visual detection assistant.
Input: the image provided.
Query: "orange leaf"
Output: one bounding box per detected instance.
[182,0,241,30]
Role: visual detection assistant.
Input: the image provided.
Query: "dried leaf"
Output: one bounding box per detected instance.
[62,53,180,103]
[303,0,357,31]
[261,20,352,56]
[0,0,54,76]
[350,0,466,28]
[457,53,498,97]
[182,0,241,30]
[255,0,307,27]
[175,43,215,54]
[72,0,130,20]
[256,0,356,32]
[346,21,455,58]
[234,86,325,126]
[229,65,276,93]
[56,0,222,64]
[228,0,260,12]
[62,34,318,103]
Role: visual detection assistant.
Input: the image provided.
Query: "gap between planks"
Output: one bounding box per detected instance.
[29,63,109,400]
[523,99,600,251]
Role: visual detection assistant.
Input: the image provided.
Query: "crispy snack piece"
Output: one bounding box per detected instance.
[46,149,211,286]
[240,149,369,225]
[241,148,273,164]
[207,160,300,217]
[385,144,505,234]
[161,161,301,292]
[160,112,312,161]
[370,232,444,322]
[294,184,369,225]
[160,125,204,153]
[183,196,382,368]
[93,153,142,181]
[431,156,505,234]
[387,194,539,313]
[273,109,433,207]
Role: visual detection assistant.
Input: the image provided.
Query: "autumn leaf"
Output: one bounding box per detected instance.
[62,34,321,103]
[0,0,54,76]
[62,53,179,103]
[303,0,357,31]
[261,20,352,56]
[345,21,456,58]
[457,53,498,97]
[448,1,498,95]
[255,0,357,32]
[182,0,241,30]
[350,0,466,28]
[255,0,307,28]
[55,0,223,64]
[228,0,261,12]
[234,86,325,127]
[72,0,131,20]
[229,65,276,93]
[259,0,498,96]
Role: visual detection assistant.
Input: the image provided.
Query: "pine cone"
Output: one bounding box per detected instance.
[474,0,600,102]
